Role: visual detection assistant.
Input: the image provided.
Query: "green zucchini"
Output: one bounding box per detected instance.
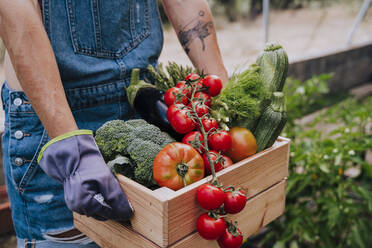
[254,92,287,152]
[256,42,288,92]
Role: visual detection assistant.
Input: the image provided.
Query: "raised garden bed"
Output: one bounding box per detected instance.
[74,137,289,248]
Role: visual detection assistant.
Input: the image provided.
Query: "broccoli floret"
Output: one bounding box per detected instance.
[95,119,175,188]
[95,120,130,160]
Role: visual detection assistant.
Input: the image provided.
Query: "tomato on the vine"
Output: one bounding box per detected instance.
[166,104,183,122]
[224,188,247,214]
[196,213,226,240]
[189,100,209,117]
[208,130,232,153]
[182,131,205,153]
[194,92,211,107]
[176,81,192,98]
[202,151,233,175]
[185,73,200,81]
[217,226,243,248]
[198,118,219,133]
[170,108,196,134]
[196,183,225,210]
[164,87,188,107]
[203,75,223,97]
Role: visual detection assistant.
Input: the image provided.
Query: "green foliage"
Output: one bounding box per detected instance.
[244,75,372,247]
[95,119,175,187]
[211,64,269,130]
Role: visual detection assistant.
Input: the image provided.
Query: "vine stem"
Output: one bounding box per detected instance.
[188,81,219,185]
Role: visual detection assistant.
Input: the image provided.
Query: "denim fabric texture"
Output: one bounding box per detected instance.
[42,0,163,88]
[2,0,163,245]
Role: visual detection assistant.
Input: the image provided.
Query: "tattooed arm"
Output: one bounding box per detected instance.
[162,0,228,84]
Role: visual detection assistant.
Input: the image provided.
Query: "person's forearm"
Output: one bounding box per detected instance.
[0,0,77,138]
[162,0,228,84]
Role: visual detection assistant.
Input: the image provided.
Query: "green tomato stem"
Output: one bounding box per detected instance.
[189,82,219,185]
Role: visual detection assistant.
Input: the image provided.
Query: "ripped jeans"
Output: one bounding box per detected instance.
[1,79,133,247]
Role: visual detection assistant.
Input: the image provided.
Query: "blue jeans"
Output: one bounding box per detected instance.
[1,80,135,247]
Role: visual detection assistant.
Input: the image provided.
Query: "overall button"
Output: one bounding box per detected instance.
[14,130,24,139]
[13,98,23,106]
[14,157,24,166]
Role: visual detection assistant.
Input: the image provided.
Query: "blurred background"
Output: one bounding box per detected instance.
[0,0,371,247]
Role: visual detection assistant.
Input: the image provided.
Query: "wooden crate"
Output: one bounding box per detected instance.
[74,137,290,248]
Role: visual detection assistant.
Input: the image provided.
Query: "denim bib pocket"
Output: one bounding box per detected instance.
[66,0,150,58]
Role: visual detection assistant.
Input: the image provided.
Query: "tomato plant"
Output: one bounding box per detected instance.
[153,142,204,191]
[217,224,243,248]
[203,151,232,175]
[198,118,219,133]
[176,81,192,98]
[194,92,211,107]
[164,87,188,106]
[185,73,200,81]
[196,183,225,210]
[196,213,226,240]
[203,75,223,97]
[170,108,196,134]
[166,104,183,122]
[224,187,246,214]
[208,130,232,153]
[189,100,209,117]
[182,131,205,153]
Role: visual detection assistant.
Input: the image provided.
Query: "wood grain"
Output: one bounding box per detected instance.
[117,175,168,247]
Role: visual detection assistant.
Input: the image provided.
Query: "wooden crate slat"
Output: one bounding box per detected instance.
[117,175,168,247]
[74,214,159,248]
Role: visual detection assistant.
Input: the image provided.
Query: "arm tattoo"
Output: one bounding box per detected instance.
[178,11,213,54]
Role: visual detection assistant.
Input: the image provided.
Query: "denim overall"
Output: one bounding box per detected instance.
[1,0,163,247]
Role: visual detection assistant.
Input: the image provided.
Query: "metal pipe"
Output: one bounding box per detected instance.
[263,0,270,45]
[346,0,371,46]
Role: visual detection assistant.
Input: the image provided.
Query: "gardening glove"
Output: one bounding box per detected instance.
[37,130,133,221]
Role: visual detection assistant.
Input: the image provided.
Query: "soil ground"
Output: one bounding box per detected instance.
[0,4,371,248]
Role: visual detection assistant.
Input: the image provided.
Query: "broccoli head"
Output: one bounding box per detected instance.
[95,119,175,188]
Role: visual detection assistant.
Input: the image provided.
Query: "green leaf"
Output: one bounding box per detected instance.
[289,240,299,248]
[273,241,285,248]
[319,163,330,173]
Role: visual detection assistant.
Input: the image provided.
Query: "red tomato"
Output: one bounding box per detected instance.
[203,151,233,175]
[153,143,204,191]
[217,227,243,248]
[198,118,219,133]
[189,100,209,117]
[170,108,196,134]
[185,73,200,81]
[196,213,226,240]
[224,188,247,214]
[196,183,225,210]
[203,75,223,97]
[176,81,192,98]
[194,92,211,107]
[182,131,205,153]
[208,131,232,153]
[164,87,188,107]
[166,104,184,122]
